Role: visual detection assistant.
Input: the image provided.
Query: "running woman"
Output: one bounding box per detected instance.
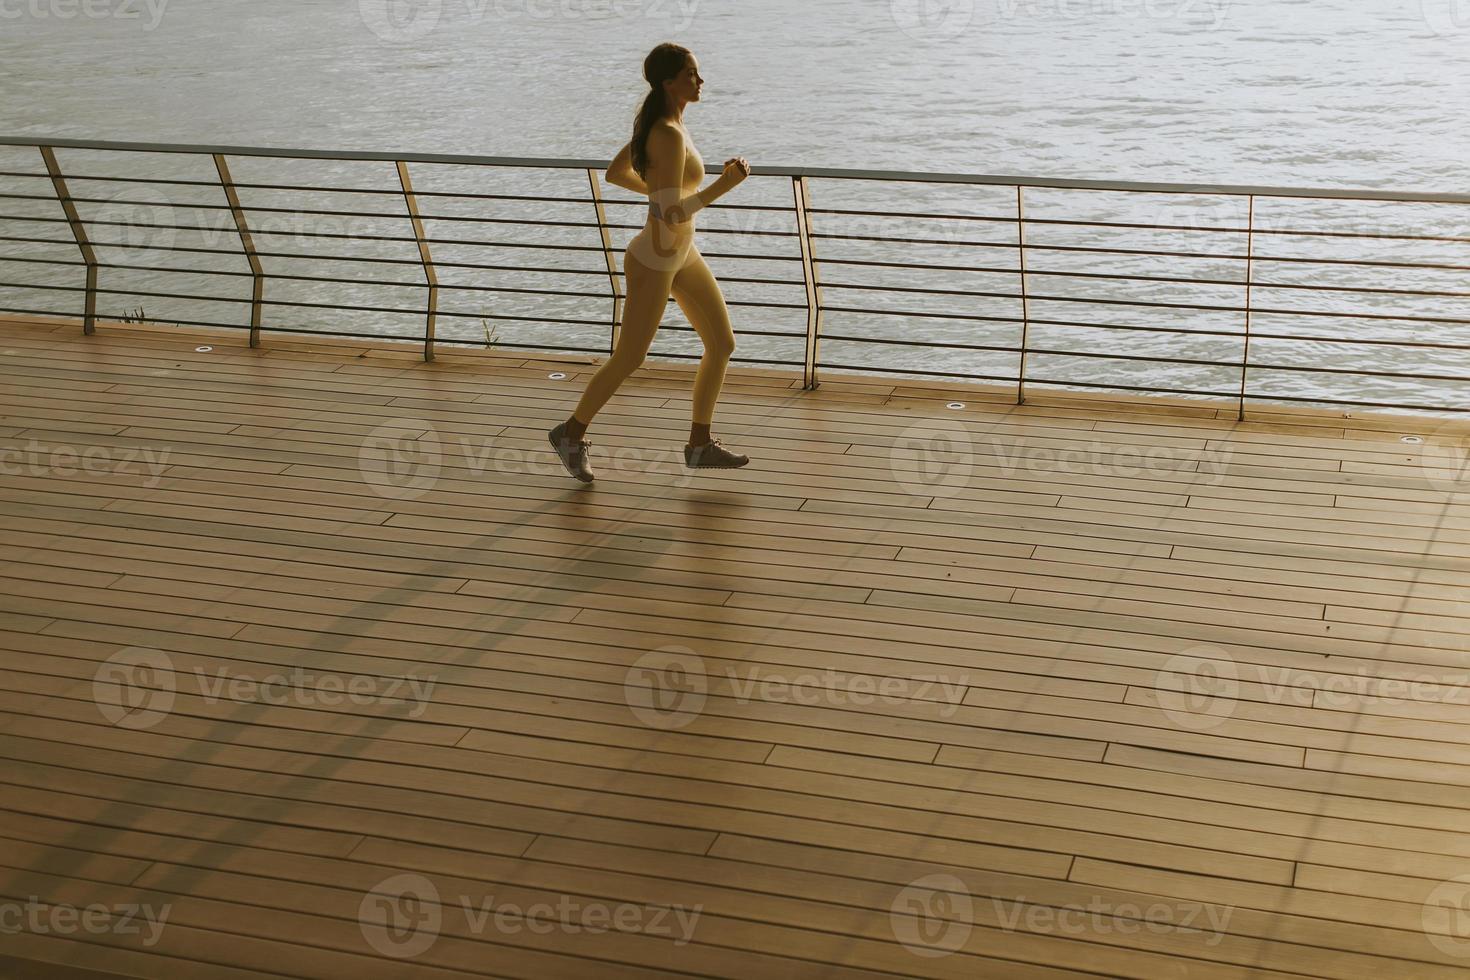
[548,42,751,482]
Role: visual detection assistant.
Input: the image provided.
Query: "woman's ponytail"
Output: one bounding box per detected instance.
[630,43,691,180]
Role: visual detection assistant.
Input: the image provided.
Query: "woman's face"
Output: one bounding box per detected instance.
[664,55,703,104]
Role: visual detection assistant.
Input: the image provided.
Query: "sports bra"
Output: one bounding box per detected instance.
[645,126,704,224]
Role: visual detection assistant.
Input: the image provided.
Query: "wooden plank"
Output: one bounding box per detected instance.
[4,313,1469,980]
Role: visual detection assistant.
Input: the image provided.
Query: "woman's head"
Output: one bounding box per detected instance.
[651,44,701,104]
[630,43,701,179]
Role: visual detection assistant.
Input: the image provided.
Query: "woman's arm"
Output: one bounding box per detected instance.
[604,141,649,195]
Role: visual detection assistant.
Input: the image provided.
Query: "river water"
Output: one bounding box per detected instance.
[3,0,1468,412]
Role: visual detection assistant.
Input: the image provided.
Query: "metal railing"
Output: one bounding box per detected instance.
[4,135,1470,420]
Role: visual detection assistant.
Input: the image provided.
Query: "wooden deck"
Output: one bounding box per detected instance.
[2,313,1470,979]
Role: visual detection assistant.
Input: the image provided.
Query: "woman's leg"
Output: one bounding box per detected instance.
[569,242,678,429]
[669,247,736,441]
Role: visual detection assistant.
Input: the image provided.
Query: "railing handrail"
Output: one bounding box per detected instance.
[6,133,1470,419]
[3,134,1468,205]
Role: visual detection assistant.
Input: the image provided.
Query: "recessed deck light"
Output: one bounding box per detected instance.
[946,401,965,410]
[548,371,567,380]
[1401,435,1423,444]
[195,346,213,352]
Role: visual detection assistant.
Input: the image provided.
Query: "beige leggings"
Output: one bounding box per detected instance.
[571,228,735,427]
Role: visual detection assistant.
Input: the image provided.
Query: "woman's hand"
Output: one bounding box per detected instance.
[720,156,751,188]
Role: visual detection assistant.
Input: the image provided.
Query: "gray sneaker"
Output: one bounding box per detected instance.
[684,437,749,469]
[548,421,595,482]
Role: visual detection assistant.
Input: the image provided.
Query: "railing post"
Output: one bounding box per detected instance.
[587,168,623,354]
[1016,184,1030,405]
[39,146,98,336]
[793,175,823,391]
[1237,193,1255,421]
[396,160,437,362]
[213,153,264,348]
